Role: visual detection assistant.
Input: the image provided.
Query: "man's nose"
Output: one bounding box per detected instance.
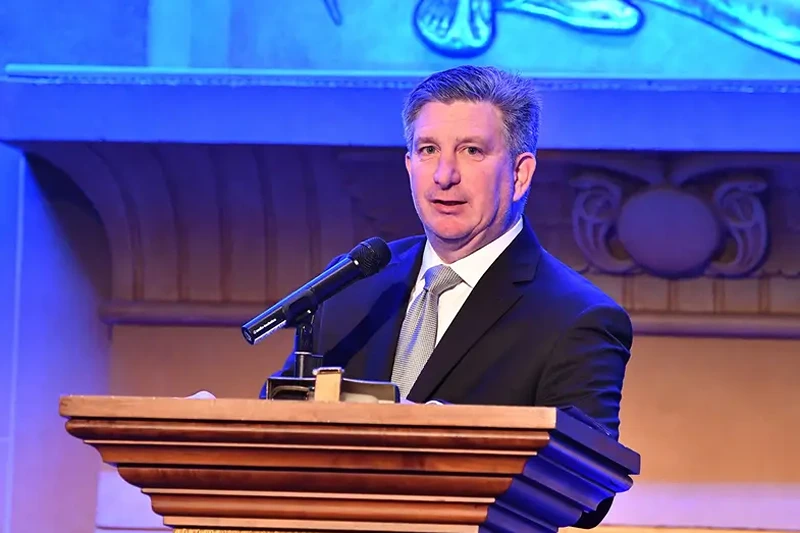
[433,154,461,188]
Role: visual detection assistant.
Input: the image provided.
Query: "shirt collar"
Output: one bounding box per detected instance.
[417,217,524,288]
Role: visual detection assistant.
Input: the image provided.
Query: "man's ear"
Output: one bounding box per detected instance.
[513,152,536,202]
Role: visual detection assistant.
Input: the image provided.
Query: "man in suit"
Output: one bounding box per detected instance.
[278,63,632,427]
[274,64,633,526]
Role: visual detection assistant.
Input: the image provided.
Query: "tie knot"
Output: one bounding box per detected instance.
[423,265,462,297]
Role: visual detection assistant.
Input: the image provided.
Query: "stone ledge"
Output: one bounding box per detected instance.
[98,300,800,340]
[95,527,800,532]
[571,528,797,533]
[95,470,800,532]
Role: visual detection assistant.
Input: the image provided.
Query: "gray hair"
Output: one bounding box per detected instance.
[401,65,542,159]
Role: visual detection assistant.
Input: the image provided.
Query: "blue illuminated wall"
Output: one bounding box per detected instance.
[0,1,148,67]
[2,0,799,79]
[0,145,110,533]
[1,1,798,151]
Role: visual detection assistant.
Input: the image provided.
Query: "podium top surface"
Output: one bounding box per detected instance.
[61,395,561,428]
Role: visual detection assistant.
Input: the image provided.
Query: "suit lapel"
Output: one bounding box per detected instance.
[407,222,542,402]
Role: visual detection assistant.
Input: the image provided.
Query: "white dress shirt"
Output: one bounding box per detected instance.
[407,217,524,345]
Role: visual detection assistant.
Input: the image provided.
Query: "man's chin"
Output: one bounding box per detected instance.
[427,224,473,246]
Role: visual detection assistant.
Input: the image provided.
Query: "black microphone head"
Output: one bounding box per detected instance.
[348,237,391,276]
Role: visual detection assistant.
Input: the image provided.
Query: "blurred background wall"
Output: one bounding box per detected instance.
[1,1,799,532]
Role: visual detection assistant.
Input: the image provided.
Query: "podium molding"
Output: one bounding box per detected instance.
[60,395,640,533]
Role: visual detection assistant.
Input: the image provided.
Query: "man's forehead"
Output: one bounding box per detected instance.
[412,102,503,142]
[412,126,501,146]
[414,98,503,127]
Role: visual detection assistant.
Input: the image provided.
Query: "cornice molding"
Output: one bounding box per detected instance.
[3,66,800,151]
[6,64,800,93]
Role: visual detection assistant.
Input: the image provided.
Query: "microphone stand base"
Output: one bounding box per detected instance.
[260,311,401,403]
[265,368,400,403]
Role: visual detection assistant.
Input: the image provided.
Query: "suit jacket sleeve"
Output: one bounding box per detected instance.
[534,303,633,529]
[535,302,632,438]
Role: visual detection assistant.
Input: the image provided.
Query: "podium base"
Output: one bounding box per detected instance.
[172,520,480,532]
[174,529,477,532]
[175,529,327,533]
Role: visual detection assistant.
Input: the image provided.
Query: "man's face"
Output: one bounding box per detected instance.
[406,100,533,259]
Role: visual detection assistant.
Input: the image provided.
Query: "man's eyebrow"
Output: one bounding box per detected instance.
[414,136,437,147]
[415,136,491,146]
[455,136,490,145]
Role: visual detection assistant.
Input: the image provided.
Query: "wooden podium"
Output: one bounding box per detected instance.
[60,393,640,533]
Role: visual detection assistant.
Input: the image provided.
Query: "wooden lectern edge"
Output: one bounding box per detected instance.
[554,409,641,475]
[59,394,639,471]
[58,394,561,429]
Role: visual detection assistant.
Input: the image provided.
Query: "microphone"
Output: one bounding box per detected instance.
[241,237,391,345]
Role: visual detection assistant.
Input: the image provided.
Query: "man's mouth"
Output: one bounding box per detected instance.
[432,200,466,206]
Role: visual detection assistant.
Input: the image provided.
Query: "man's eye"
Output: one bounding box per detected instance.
[466,146,482,155]
[420,146,436,155]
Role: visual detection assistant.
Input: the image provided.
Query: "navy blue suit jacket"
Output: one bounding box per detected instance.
[276,218,633,526]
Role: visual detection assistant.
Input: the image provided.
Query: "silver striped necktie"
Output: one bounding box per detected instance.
[391,264,463,398]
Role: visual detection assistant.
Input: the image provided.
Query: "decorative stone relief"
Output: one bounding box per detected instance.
[571,170,769,278]
[13,141,798,323]
[706,177,769,276]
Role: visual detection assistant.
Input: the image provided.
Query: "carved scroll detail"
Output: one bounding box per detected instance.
[707,176,769,276]
[570,170,770,278]
[570,172,638,274]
